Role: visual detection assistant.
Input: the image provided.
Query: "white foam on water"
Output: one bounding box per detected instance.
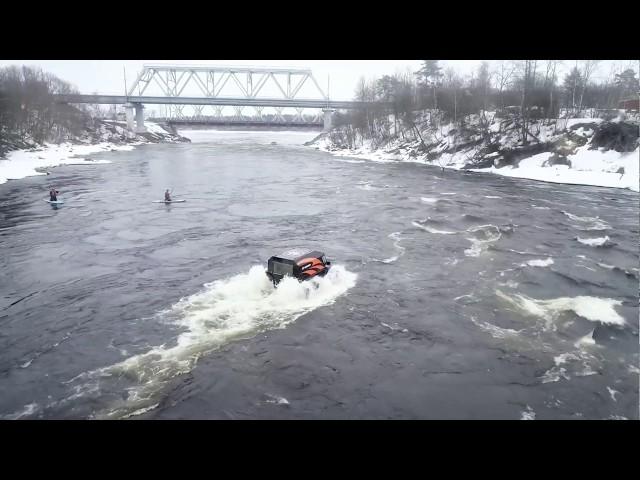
[412,221,456,235]
[597,262,616,270]
[532,205,551,210]
[420,197,439,204]
[120,403,160,419]
[464,225,501,257]
[541,352,596,384]
[576,236,611,247]
[577,263,597,272]
[334,158,366,164]
[541,366,570,383]
[454,294,474,301]
[497,280,519,289]
[523,258,554,267]
[62,159,113,165]
[356,181,377,191]
[508,249,539,255]
[576,222,610,231]
[61,265,357,419]
[553,353,580,366]
[484,195,502,199]
[375,232,406,264]
[520,405,536,420]
[496,290,625,326]
[563,210,611,230]
[562,210,606,224]
[562,211,597,222]
[607,415,628,420]
[606,387,619,402]
[440,192,457,195]
[469,316,522,339]
[574,330,597,348]
[381,321,406,332]
[2,402,40,420]
[265,394,290,405]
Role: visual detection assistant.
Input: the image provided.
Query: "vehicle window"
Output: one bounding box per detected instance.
[272,262,293,276]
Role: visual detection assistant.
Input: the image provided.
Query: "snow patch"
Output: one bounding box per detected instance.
[0,121,176,185]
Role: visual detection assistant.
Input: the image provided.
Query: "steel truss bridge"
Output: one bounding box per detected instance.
[54,65,386,131]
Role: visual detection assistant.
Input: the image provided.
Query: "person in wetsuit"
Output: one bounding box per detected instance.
[49,188,59,201]
[164,189,171,202]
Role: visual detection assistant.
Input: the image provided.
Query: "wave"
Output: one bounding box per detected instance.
[562,210,610,230]
[576,236,613,247]
[541,350,600,384]
[375,232,406,263]
[53,265,357,419]
[1,402,40,420]
[496,290,625,326]
[464,225,501,257]
[523,258,554,268]
[412,220,456,235]
[469,315,522,339]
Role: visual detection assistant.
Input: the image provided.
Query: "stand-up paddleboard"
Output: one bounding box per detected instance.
[44,199,64,205]
[153,199,186,203]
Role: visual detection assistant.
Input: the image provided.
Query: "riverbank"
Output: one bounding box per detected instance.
[0,120,189,185]
[308,113,639,192]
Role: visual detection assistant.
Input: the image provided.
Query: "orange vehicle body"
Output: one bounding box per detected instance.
[266,249,331,286]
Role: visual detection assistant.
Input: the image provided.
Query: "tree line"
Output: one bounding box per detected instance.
[332,60,639,149]
[0,65,91,145]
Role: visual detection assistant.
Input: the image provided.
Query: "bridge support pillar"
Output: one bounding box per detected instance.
[125,103,135,131]
[322,109,335,132]
[134,103,146,133]
[125,102,146,133]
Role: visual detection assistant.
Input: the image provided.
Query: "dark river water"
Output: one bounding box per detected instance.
[0,129,638,420]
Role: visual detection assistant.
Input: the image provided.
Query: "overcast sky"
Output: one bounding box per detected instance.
[0,60,635,100]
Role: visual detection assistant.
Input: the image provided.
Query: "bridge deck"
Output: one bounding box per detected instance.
[54,94,385,110]
[152,118,323,127]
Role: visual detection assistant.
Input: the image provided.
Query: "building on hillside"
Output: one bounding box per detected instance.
[618,96,639,111]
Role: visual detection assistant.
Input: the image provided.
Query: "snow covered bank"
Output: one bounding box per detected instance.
[310,114,639,192]
[0,121,188,185]
[470,146,639,191]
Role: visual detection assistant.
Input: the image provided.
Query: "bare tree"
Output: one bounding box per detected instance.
[476,61,492,112]
[543,60,562,126]
[577,60,600,115]
[493,61,516,111]
[517,60,537,145]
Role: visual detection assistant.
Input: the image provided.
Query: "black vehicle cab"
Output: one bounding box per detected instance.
[266,248,331,286]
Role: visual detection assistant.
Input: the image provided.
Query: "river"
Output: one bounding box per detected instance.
[0,129,637,419]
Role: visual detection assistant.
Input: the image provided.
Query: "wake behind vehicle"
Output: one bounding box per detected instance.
[266,248,331,286]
